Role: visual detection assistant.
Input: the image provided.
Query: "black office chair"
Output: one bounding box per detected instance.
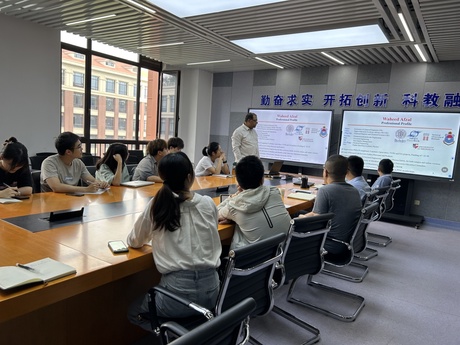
[127,149,144,164]
[272,213,334,345]
[126,164,137,180]
[160,298,256,345]
[31,170,41,193]
[148,233,286,344]
[286,212,365,322]
[29,155,47,170]
[80,153,95,166]
[322,202,380,282]
[367,179,401,247]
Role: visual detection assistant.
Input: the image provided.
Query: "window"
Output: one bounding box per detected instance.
[90,115,98,128]
[74,92,84,108]
[73,114,84,127]
[74,53,85,59]
[91,76,99,90]
[119,118,127,130]
[133,84,137,97]
[91,95,98,110]
[161,96,167,112]
[160,72,179,140]
[105,60,115,67]
[119,81,128,95]
[106,97,114,111]
[106,117,114,129]
[170,95,176,112]
[119,99,127,113]
[106,79,115,93]
[73,72,84,87]
[61,69,65,85]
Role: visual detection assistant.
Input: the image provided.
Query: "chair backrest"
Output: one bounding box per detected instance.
[31,170,41,193]
[164,298,256,345]
[126,164,137,180]
[384,179,401,213]
[29,155,47,170]
[216,232,285,318]
[80,154,95,166]
[352,202,380,254]
[281,213,333,284]
[35,152,55,156]
[369,185,390,221]
[127,149,144,164]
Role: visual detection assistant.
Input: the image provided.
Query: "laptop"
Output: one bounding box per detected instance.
[264,161,284,176]
[121,180,155,188]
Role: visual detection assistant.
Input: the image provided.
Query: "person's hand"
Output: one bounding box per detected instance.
[0,187,18,198]
[113,154,123,164]
[85,183,100,193]
[218,217,233,224]
[220,153,227,162]
[97,180,110,189]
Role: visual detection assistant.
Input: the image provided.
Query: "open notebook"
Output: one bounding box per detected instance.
[0,257,76,290]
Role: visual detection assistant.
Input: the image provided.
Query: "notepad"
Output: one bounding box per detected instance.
[121,180,155,188]
[0,198,22,204]
[0,257,76,290]
[287,192,316,201]
[83,188,110,194]
[213,174,233,178]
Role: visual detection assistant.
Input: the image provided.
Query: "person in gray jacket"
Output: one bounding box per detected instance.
[217,155,291,249]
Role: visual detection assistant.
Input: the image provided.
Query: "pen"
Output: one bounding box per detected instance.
[3,182,12,188]
[16,263,36,271]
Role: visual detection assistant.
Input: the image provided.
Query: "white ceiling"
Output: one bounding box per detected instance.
[1,0,459,72]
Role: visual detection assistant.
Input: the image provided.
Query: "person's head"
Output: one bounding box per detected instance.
[96,143,129,172]
[235,155,264,190]
[146,139,168,160]
[324,154,348,183]
[378,159,394,175]
[202,142,223,161]
[244,112,258,129]
[0,141,29,173]
[347,155,365,179]
[151,152,195,232]
[55,132,82,158]
[3,137,17,146]
[167,137,184,153]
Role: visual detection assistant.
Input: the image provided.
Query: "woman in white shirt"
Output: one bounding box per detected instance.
[95,143,130,185]
[194,142,230,176]
[127,152,222,332]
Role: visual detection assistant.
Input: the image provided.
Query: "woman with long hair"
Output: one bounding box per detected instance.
[127,152,222,331]
[0,140,32,197]
[194,142,230,176]
[95,143,130,186]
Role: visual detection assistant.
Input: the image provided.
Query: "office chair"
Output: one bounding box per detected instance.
[160,298,256,345]
[286,212,365,322]
[31,170,41,193]
[322,202,379,282]
[127,149,144,164]
[29,155,47,170]
[367,180,401,247]
[148,233,286,344]
[272,213,334,345]
[80,153,95,166]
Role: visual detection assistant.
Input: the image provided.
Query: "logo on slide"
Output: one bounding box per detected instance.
[413,144,419,149]
[395,129,407,139]
[286,124,295,133]
[294,126,304,135]
[408,130,421,138]
[319,126,328,138]
[443,132,455,146]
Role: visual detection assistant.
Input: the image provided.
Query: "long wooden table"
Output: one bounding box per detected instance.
[0,175,319,344]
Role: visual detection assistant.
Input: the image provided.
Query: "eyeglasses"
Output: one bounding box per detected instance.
[72,144,82,151]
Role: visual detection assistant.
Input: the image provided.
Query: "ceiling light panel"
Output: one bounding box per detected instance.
[232,24,389,54]
[147,0,285,17]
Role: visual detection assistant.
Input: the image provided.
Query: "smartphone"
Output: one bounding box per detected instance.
[12,195,30,200]
[108,240,129,254]
[220,194,230,202]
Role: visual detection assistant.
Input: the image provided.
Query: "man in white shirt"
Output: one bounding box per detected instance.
[231,112,259,162]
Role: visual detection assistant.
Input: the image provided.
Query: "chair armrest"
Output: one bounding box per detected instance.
[150,286,214,320]
[326,237,352,250]
[160,321,189,338]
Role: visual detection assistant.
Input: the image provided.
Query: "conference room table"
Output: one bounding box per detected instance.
[0,174,321,344]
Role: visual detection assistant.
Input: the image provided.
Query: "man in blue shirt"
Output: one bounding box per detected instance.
[372,159,394,189]
[346,155,371,203]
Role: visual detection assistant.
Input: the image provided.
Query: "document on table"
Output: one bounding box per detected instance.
[0,198,22,204]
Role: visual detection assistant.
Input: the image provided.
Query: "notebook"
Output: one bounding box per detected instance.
[287,192,316,201]
[264,161,284,176]
[121,180,155,188]
[0,257,76,290]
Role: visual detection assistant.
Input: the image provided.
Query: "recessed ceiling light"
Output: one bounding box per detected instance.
[321,52,345,65]
[66,14,116,26]
[186,60,230,65]
[147,0,285,17]
[255,57,284,69]
[414,44,427,62]
[398,12,414,42]
[232,24,389,54]
[137,42,184,49]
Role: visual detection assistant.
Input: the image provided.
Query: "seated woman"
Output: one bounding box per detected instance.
[127,152,222,332]
[194,142,230,176]
[95,143,130,186]
[0,141,33,197]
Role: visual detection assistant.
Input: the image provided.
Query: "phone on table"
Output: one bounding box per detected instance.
[12,195,30,200]
[108,240,129,254]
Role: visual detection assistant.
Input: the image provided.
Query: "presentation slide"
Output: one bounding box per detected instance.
[249,108,332,165]
[339,110,460,180]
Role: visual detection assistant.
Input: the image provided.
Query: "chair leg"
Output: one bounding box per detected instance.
[367,232,392,247]
[354,247,378,261]
[321,261,369,283]
[271,306,321,345]
[287,275,365,322]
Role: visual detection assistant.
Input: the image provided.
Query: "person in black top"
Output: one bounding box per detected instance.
[0,141,32,197]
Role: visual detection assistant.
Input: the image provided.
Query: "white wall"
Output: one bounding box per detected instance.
[0,14,61,154]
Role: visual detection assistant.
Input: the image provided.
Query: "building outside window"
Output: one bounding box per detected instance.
[90,115,98,128]
[106,117,114,130]
[91,95,98,110]
[119,81,128,95]
[91,76,99,90]
[74,93,84,108]
[106,78,115,93]
[161,96,167,112]
[119,118,127,130]
[73,114,84,128]
[119,99,127,113]
[106,97,114,111]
